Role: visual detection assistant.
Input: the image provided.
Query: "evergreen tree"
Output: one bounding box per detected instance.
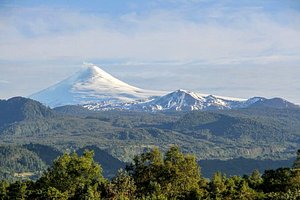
[262,168,293,193]
[247,169,263,190]
[127,146,204,199]
[163,146,203,199]
[210,171,226,200]
[235,179,256,200]
[126,147,164,197]
[107,169,136,200]
[3,147,300,199]
[36,150,106,199]
[7,181,28,200]
[45,187,68,200]
[0,180,9,200]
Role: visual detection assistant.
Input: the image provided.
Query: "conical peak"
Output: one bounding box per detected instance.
[81,63,112,79]
[30,63,165,107]
[76,64,134,89]
[72,63,149,96]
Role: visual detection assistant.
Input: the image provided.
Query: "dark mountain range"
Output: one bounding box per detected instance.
[1,96,300,180]
[172,110,292,142]
[0,97,54,128]
[199,157,294,178]
[24,143,62,166]
[53,104,99,117]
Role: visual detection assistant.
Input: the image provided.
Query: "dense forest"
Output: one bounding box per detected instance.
[0,144,293,182]
[0,97,299,180]
[1,97,300,162]
[1,147,300,200]
[0,144,126,181]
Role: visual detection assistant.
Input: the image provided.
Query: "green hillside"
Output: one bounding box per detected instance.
[1,97,300,178]
[1,147,300,199]
[0,145,47,181]
[0,97,54,128]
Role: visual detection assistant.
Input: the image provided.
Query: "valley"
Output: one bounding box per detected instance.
[1,1,299,198]
[0,96,299,181]
[1,66,300,182]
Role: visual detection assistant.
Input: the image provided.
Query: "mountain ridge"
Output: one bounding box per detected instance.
[29,64,299,111]
[0,97,54,128]
[83,90,298,111]
[1,96,300,162]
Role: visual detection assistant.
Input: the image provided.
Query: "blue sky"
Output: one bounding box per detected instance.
[0,0,300,103]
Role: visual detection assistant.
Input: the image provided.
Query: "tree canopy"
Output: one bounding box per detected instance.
[1,147,300,199]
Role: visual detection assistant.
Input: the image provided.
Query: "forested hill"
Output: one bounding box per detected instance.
[1,97,300,179]
[0,144,126,181]
[0,144,294,181]
[172,108,300,143]
[0,97,54,128]
[1,147,300,199]
[0,145,47,181]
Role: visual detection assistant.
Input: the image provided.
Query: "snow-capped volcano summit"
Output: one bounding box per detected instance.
[30,63,298,111]
[30,64,163,107]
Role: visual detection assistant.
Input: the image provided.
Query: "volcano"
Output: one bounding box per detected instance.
[30,64,163,107]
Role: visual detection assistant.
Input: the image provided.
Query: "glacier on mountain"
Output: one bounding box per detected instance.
[30,63,164,107]
[83,89,263,111]
[30,64,296,111]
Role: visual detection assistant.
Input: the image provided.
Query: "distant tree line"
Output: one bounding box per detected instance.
[1,147,300,199]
